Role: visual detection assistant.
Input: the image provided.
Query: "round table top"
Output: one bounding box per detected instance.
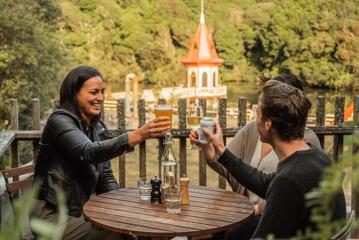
[83,186,254,238]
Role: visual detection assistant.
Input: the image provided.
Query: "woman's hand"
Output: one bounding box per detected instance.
[128,117,171,146]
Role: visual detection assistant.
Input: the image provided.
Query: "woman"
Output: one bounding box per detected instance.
[32,66,171,239]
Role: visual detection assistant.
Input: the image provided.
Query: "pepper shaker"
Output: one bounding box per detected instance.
[150,176,162,204]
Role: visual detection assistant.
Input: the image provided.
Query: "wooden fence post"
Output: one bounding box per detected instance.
[138,99,146,179]
[10,99,19,169]
[352,95,359,239]
[32,98,40,162]
[199,98,207,186]
[117,99,126,188]
[333,96,345,162]
[178,98,187,178]
[238,97,247,128]
[316,96,326,148]
[218,98,227,189]
[10,99,19,131]
[354,96,359,127]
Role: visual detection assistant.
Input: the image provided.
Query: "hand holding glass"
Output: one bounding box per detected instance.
[187,105,203,150]
[154,104,173,126]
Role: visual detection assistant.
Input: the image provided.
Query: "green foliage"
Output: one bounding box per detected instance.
[1,0,358,126]
[0,185,67,240]
[31,186,68,240]
[0,0,67,129]
[248,0,359,89]
[55,0,359,90]
[299,131,359,239]
[0,186,38,240]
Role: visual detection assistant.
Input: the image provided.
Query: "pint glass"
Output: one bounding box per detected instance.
[154,104,173,123]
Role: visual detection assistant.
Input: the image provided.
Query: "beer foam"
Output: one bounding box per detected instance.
[154,105,173,110]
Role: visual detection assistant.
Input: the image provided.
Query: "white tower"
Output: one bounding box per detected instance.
[180,0,224,93]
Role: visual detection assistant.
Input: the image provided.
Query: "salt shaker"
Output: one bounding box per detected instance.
[150,176,162,204]
[179,176,190,205]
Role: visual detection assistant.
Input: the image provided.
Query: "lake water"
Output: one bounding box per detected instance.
[107,81,356,188]
[108,81,356,115]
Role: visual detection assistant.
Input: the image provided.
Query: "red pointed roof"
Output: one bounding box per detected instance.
[181,21,224,67]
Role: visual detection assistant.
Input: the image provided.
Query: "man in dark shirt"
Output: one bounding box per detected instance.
[190,80,346,239]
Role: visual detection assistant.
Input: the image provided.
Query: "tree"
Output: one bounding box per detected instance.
[244,0,359,89]
[0,0,67,129]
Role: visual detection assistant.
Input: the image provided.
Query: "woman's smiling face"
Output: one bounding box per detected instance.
[76,75,105,124]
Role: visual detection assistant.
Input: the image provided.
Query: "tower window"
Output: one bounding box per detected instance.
[213,72,216,87]
[191,72,196,87]
[202,72,208,87]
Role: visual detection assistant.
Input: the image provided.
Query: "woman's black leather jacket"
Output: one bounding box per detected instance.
[34,109,133,217]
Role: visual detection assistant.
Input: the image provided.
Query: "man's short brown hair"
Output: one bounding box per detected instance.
[260,80,312,141]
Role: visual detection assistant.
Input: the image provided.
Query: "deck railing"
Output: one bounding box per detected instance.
[0,96,358,233]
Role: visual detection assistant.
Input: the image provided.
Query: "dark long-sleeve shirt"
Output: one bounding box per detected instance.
[218,147,346,239]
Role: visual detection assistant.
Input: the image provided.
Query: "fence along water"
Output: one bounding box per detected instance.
[1,96,358,230]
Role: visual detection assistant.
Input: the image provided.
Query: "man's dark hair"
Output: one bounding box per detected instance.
[271,74,304,91]
[59,66,103,118]
[260,80,312,141]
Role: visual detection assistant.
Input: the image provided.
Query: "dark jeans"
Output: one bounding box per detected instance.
[213,214,261,240]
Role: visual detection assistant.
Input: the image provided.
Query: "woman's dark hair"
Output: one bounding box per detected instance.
[59,66,103,117]
[271,74,304,91]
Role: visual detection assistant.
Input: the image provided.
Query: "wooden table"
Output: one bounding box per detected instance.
[83,186,254,239]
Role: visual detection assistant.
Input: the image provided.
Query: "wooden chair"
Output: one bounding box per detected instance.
[2,164,35,240]
[330,209,356,240]
[2,164,35,202]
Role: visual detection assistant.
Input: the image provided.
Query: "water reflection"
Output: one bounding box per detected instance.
[108,81,356,115]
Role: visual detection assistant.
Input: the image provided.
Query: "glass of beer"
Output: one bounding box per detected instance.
[187,104,203,150]
[154,104,173,125]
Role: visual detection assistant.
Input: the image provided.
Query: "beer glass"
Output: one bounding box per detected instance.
[154,104,173,126]
[187,105,203,150]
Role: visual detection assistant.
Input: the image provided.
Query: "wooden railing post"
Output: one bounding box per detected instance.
[352,95,359,238]
[238,97,247,128]
[10,99,19,131]
[316,96,326,148]
[199,98,207,186]
[32,98,40,162]
[32,98,41,130]
[354,96,359,127]
[333,96,345,162]
[117,99,126,188]
[178,98,187,178]
[10,99,19,169]
[218,98,227,189]
[138,99,146,179]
